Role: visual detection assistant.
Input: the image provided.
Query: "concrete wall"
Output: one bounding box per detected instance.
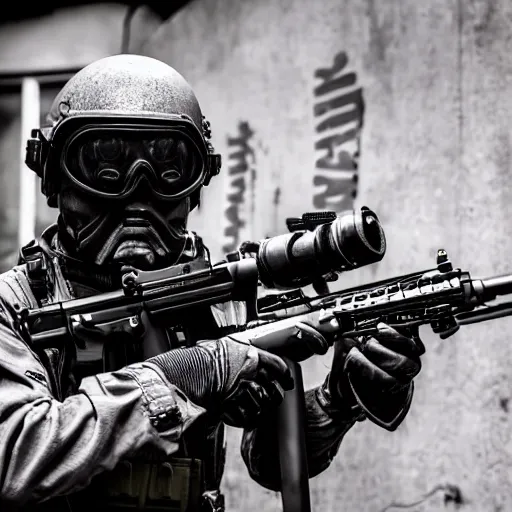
[1,0,512,510]
[0,3,161,72]
[144,1,512,511]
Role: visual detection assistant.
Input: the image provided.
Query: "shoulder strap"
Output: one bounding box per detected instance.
[18,239,51,306]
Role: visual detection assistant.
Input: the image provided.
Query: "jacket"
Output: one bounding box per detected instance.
[0,229,359,511]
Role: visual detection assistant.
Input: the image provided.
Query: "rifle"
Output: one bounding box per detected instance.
[17,207,512,512]
[18,206,384,512]
[20,207,385,352]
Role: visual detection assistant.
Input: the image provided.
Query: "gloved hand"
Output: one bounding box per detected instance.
[146,322,327,429]
[145,321,328,429]
[220,321,329,428]
[323,322,425,431]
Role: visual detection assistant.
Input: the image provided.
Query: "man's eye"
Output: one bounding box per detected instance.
[94,138,124,161]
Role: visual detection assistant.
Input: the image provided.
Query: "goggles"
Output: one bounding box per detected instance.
[60,125,208,201]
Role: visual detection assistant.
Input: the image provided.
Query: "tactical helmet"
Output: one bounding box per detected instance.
[25,54,221,209]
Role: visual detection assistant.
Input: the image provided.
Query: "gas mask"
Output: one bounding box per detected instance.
[56,126,203,271]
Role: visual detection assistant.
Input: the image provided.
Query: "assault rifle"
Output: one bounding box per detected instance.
[20,207,386,352]
[18,206,512,512]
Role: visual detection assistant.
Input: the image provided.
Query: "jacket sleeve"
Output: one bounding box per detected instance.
[240,385,362,491]
[0,299,205,507]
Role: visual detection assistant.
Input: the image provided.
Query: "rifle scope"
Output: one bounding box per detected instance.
[256,206,386,289]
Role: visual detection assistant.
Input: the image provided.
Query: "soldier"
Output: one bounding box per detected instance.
[0,55,424,511]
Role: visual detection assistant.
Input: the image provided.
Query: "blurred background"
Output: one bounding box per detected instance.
[1,0,511,510]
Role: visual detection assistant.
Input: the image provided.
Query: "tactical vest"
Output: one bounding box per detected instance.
[17,235,239,512]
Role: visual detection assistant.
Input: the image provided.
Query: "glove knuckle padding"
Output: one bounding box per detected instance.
[374,322,425,357]
[345,347,399,391]
[363,339,421,381]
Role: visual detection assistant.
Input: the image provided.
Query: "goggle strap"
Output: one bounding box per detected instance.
[204,153,222,185]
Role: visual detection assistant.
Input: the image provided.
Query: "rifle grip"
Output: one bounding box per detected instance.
[141,311,171,358]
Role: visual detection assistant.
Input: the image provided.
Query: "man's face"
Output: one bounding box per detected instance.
[56,128,202,270]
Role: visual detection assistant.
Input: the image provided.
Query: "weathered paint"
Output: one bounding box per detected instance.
[312,51,363,212]
[222,120,257,253]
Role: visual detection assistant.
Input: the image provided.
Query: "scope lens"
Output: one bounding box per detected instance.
[256,206,386,290]
[362,214,382,252]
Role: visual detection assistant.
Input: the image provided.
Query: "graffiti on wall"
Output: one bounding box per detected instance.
[222,121,256,254]
[312,51,365,211]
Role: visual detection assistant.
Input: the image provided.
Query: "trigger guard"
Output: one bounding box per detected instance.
[69,313,145,348]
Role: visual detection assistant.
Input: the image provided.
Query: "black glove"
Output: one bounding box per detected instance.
[145,321,327,430]
[324,322,425,431]
[220,321,328,428]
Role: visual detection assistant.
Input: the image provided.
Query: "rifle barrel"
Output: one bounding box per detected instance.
[457,302,512,325]
[480,274,512,301]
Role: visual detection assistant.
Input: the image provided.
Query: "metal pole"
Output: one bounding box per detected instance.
[18,77,40,247]
[277,359,312,512]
